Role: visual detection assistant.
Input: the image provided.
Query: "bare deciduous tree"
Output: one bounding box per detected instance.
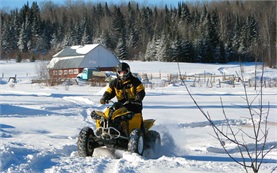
[35,61,50,81]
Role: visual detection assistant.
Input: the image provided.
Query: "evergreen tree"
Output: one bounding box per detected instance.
[30,2,41,36]
[196,38,213,63]
[181,40,195,62]
[232,15,242,53]
[81,27,91,45]
[62,31,74,47]
[50,31,59,50]
[200,5,207,23]
[142,7,154,41]
[238,23,247,56]
[247,15,258,44]
[179,2,191,23]
[126,3,138,49]
[34,29,49,54]
[209,9,220,49]
[104,2,111,17]
[2,22,18,54]
[116,38,127,60]
[156,34,169,62]
[128,27,140,49]
[16,54,22,62]
[113,7,126,37]
[245,15,259,61]
[73,21,82,45]
[30,54,36,62]
[145,37,157,61]
[197,12,216,63]
[102,29,116,50]
[51,26,63,50]
[170,35,183,62]
[17,23,28,52]
[215,41,227,63]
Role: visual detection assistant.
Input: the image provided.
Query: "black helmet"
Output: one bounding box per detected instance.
[116,62,131,81]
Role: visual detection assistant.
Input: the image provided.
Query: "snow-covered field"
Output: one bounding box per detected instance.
[1,60,277,173]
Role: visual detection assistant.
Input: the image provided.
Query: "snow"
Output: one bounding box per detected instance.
[52,44,99,57]
[74,44,99,55]
[1,60,277,173]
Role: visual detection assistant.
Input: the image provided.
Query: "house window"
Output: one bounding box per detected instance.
[74,69,79,74]
[53,70,57,75]
[69,69,74,74]
[64,70,68,75]
[59,70,63,75]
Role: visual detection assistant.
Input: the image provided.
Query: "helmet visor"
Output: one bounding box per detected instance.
[118,70,128,75]
[117,69,130,80]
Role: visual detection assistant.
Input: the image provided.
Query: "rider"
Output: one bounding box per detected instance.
[100,62,145,133]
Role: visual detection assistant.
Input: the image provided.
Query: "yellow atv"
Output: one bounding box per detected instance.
[77,101,161,157]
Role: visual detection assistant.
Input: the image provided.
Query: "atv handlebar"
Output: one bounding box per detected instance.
[104,100,141,106]
[123,100,142,106]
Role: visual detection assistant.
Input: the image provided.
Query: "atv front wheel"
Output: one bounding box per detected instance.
[128,128,144,155]
[145,130,161,154]
[77,127,98,157]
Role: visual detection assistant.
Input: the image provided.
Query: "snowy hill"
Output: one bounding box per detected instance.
[1,60,277,173]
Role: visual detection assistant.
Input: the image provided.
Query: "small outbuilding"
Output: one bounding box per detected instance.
[48,44,120,79]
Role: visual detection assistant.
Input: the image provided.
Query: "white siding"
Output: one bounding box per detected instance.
[79,45,119,68]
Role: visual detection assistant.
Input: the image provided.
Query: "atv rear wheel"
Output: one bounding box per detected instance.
[77,127,98,157]
[145,130,161,154]
[128,128,144,155]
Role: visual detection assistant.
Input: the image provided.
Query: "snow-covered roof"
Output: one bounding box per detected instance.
[48,57,83,69]
[53,44,100,57]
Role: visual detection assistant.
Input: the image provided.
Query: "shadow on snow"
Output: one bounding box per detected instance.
[0,104,56,116]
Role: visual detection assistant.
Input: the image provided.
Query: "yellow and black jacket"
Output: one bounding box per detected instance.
[102,74,145,113]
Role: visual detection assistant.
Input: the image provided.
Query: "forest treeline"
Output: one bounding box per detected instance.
[0,1,276,67]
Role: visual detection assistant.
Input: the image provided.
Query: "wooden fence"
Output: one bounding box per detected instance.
[139,72,277,88]
[1,72,276,88]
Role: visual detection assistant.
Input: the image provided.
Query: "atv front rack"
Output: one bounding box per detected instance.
[94,127,128,140]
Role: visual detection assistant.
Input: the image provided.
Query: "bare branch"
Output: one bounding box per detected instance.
[179,61,275,173]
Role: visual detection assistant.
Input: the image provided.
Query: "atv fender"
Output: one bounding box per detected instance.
[143,119,155,132]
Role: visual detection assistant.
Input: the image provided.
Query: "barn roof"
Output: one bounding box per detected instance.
[50,57,83,69]
[48,44,120,70]
[53,44,99,58]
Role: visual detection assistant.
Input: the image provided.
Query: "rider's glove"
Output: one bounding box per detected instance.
[100,98,107,104]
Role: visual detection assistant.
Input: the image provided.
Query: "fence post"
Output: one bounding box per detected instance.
[192,79,196,87]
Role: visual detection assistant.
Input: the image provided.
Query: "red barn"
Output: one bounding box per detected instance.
[48,44,120,79]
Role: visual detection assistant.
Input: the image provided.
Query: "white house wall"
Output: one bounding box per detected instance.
[79,45,120,68]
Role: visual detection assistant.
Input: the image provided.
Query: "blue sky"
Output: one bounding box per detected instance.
[0,0,190,10]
